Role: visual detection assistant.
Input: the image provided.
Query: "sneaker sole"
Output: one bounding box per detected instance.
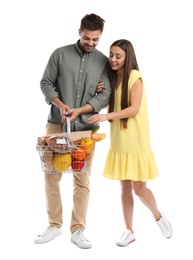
[34,230,63,244]
[116,238,136,247]
[164,231,173,239]
[71,239,92,249]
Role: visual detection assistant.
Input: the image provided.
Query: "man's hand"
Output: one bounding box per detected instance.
[68,108,80,122]
[60,104,71,123]
[51,97,71,124]
[69,104,94,122]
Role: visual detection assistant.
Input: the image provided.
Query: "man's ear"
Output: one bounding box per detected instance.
[78,29,81,35]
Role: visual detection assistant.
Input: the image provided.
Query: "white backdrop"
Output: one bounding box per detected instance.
[1,0,193,259]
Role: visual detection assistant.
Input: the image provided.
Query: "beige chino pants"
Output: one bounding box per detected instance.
[44,122,92,233]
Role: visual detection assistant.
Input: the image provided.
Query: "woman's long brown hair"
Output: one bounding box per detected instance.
[108,39,139,128]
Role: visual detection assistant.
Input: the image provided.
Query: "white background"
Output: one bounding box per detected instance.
[1,0,193,259]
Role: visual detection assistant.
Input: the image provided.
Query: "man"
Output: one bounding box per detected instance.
[34,13,111,249]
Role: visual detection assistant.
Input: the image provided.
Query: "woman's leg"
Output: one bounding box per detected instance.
[116,180,135,246]
[120,180,134,232]
[132,181,161,221]
[132,181,172,239]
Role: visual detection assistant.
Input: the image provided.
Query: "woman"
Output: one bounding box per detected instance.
[88,39,172,246]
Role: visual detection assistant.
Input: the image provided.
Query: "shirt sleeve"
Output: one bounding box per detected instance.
[87,62,111,112]
[40,50,59,104]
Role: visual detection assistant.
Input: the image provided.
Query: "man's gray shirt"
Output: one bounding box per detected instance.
[40,41,111,132]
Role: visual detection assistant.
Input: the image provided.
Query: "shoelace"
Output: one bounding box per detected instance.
[159,218,170,232]
[119,230,131,241]
[76,231,89,242]
[38,226,52,238]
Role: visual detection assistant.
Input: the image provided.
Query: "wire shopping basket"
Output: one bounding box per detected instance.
[36,117,94,174]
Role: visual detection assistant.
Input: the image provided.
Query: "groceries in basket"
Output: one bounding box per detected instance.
[36,131,106,173]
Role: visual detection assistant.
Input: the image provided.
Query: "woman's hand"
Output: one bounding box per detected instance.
[96,79,104,93]
[88,114,108,124]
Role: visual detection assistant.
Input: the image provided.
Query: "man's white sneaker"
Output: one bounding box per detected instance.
[34,226,62,244]
[116,229,136,247]
[157,212,173,239]
[71,230,92,249]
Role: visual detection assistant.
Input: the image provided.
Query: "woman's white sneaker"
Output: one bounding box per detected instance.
[116,229,136,247]
[34,226,62,244]
[157,212,173,239]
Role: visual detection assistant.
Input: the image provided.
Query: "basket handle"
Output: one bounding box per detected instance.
[66,114,71,138]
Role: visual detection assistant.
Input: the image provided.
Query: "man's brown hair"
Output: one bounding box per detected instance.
[80,13,105,32]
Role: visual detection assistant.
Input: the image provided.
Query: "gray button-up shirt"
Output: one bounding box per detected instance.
[40,41,111,132]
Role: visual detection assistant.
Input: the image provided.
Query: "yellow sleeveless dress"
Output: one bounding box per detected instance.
[103,70,159,182]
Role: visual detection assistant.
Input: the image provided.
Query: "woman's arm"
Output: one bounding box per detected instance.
[88,78,143,124]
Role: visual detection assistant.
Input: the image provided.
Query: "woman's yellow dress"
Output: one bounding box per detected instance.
[103,70,159,182]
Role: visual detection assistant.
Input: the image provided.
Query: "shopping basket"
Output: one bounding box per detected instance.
[36,116,94,174]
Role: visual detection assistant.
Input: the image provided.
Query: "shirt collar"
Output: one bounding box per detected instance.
[75,40,96,57]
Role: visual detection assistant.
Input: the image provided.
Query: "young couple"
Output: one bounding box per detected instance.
[34,13,172,249]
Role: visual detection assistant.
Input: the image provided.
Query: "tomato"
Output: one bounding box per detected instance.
[71,159,85,172]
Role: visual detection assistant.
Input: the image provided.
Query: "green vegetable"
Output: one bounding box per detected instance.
[92,125,100,133]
